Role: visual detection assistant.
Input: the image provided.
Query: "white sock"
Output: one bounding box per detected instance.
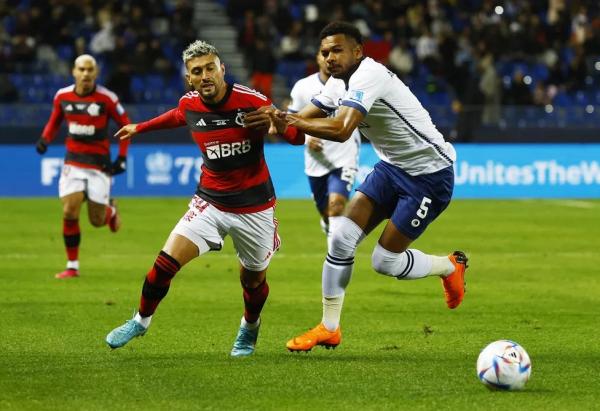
[372,244,451,279]
[134,312,151,328]
[241,316,260,330]
[321,260,352,331]
[431,255,455,277]
[320,216,365,331]
[322,294,344,331]
[66,260,79,270]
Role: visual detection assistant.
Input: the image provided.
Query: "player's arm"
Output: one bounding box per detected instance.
[286,105,363,143]
[114,108,186,140]
[37,95,64,154]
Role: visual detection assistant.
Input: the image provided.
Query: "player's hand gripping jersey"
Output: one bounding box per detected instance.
[41,85,131,171]
[136,84,304,213]
[312,57,456,175]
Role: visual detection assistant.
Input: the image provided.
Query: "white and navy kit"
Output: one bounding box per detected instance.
[312,57,456,239]
[288,73,360,212]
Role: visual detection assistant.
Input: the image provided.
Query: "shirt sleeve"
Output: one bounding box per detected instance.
[41,93,64,143]
[341,63,388,115]
[135,107,186,133]
[311,77,339,116]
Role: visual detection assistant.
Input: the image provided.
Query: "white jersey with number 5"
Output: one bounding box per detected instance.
[288,73,360,177]
[311,57,456,176]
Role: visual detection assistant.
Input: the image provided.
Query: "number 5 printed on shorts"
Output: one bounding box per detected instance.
[411,197,432,227]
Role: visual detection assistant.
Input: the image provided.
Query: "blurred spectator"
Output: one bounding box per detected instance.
[250,39,276,99]
[388,38,414,79]
[505,71,534,105]
[363,30,393,66]
[279,21,305,61]
[566,47,588,91]
[479,54,501,125]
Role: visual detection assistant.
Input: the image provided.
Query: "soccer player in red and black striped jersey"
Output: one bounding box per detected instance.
[36,54,131,279]
[105,40,304,356]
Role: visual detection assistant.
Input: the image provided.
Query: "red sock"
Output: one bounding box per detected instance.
[139,251,181,317]
[63,218,80,261]
[104,205,114,225]
[242,280,269,323]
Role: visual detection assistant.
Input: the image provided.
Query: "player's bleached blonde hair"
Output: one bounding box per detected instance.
[182,40,220,64]
[74,54,97,67]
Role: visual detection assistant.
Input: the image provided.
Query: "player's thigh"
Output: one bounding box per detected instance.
[388,166,454,242]
[170,195,226,258]
[230,208,279,272]
[59,165,87,217]
[60,192,85,219]
[162,232,203,267]
[343,192,387,235]
[84,168,111,205]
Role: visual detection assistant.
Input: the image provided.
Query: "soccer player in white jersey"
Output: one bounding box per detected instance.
[253,21,469,352]
[288,53,360,240]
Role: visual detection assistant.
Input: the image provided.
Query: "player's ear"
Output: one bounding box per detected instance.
[221,63,226,77]
[354,44,363,60]
[185,73,192,86]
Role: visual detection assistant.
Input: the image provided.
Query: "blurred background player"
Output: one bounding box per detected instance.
[105,40,304,357]
[36,54,130,279]
[261,22,469,352]
[287,52,360,245]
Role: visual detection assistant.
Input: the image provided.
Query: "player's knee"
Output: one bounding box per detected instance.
[63,205,79,220]
[329,217,364,259]
[371,243,405,277]
[327,199,346,217]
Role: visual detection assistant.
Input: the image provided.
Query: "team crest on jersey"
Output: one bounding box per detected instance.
[87,103,101,116]
[348,90,364,103]
[234,111,246,126]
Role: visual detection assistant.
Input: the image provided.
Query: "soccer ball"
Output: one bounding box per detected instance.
[476,340,532,390]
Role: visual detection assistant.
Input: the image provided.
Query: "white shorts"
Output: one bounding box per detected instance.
[172,195,281,271]
[58,164,111,205]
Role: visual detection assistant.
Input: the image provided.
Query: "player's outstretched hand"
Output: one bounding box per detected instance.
[114,124,138,140]
[35,138,48,155]
[110,156,127,175]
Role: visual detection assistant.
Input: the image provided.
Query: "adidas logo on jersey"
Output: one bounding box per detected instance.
[196,118,207,127]
[205,140,251,160]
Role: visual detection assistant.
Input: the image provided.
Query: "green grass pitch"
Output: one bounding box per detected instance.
[1,198,599,410]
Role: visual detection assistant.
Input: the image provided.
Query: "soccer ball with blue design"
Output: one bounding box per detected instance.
[476,340,532,390]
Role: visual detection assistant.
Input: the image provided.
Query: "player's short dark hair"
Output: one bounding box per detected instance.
[319,22,363,45]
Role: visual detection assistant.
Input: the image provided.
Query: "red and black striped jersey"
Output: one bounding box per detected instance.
[41,85,131,171]
[136,83,304,213]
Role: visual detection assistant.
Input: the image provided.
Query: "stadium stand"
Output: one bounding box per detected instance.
[0,0,599,141]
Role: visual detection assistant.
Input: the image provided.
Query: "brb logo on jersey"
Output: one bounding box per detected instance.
[205,140,251,160]
[68,122,96,135]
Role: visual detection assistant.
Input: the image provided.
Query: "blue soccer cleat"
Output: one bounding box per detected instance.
[230,321,260,357]
[106,318,147,349]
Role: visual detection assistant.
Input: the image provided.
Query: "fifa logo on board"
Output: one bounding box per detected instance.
[146,151,173,184]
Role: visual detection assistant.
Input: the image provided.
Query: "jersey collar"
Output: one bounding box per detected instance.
[341,57,365,90]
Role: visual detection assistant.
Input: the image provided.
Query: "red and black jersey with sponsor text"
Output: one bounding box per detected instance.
[136,83,304,213]
[41,85,131,171]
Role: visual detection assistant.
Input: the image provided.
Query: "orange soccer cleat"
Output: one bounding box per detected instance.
[286,323,341,352]
[441,251,469,309]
